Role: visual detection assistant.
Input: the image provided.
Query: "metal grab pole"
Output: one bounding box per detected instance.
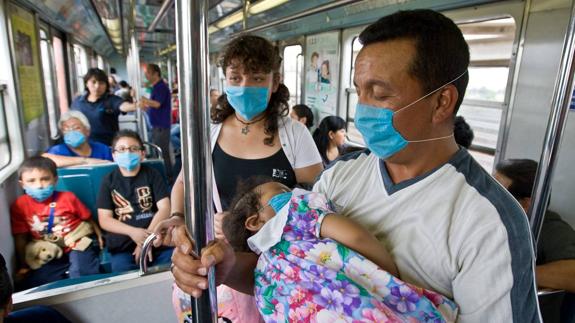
[528,1,575,249]
[130,32,147,143]
[175,0,217,322]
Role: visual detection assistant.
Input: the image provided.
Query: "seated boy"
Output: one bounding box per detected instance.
[10,157,101,291]
[97,130,172,272]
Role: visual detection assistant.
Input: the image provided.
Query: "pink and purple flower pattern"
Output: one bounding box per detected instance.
[254,190,458,323]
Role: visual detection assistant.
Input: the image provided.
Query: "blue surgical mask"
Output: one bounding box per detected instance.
[355,71,467,159]
[25,185,55,202]
[224,86,269,121]
[268,191,292,213]
[64,131,86,148]
[115,152,141,171]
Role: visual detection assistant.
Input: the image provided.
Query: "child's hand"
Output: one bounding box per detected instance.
[129,228,151,246]
[133,245,153,263]
[97,235,105,250]
[214,212,228,241]
[15,268,30,282]
[152,215,184,248]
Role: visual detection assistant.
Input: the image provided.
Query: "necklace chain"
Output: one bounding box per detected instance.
[234,114,266,135]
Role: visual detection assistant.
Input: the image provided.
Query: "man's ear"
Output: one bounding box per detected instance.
[245,214,263,232]
[432,84,458,124]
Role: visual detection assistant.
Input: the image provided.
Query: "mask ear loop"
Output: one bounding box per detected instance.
[394,70,468,115]
[396,70,468,143]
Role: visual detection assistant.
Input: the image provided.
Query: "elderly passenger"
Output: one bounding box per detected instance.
[43,111,112,167]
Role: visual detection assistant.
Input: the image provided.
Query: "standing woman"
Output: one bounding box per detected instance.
[157,35,323,322]
[313,116,347,167]
[71,68,138,146]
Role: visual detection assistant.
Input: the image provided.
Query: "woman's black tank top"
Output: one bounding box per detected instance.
[213,142,297,210]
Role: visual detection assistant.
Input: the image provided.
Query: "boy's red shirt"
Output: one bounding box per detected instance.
[10,191,91,240]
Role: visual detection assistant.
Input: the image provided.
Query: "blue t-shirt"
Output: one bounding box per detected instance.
[70,93,125,146]
[46,141,113,161]
[146,80,171,129]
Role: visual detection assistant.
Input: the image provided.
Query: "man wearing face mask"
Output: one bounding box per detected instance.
[314,10,540,322]
[43,111,113,167]
[97,130,172,272]
[169,9,540,323]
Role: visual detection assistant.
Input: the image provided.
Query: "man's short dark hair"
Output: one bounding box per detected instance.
[359,9,470,114]
[110,67,117,74]
[18,156,58,180]
[0,253,13,310]
[147,64,161,78]
[83,68,110,93]
[454,116,474,149]
[495,159,538,200]
[111,129,144,149]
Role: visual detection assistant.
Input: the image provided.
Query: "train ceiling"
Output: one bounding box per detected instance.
[18,0,498,62]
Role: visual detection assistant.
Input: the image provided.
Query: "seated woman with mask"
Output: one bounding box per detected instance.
[43,111,113,167]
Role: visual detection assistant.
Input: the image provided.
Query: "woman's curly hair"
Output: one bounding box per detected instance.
[211,35,290,146]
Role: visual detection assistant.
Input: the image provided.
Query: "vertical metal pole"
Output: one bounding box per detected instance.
[528,1,575,249]
[167,59,173,90]
[130,32,148,142]
[175,1,217,322]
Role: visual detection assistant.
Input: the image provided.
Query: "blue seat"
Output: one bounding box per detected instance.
[55,159,167,220]
[54,160,167,273]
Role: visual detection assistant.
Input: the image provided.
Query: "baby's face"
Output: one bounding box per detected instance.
[256,182,291,223]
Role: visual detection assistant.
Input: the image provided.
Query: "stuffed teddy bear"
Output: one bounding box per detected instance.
[25,240,63,270]
[63,221,94,251]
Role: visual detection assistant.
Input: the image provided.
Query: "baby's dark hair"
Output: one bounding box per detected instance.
[18,156,58,180]
[222,176,275,252]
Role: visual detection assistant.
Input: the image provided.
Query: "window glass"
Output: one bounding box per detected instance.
[346,37,364,144]
[283,44,302,107]
[97,55,104,70]
[465,67,509,102]
[73,44,88,96]
[53,36,69,112]
[39,29,58,139]
[0,85,10,170]
[458,17,516,171]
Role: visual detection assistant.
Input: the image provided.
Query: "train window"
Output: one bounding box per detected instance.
[283,44,302,107]
[73,44,88,96]
[346,37,364,144]
[0,85,10,170]
[97,55,104,70]
[457,17,516,170]
[39,28,59,139]
[52,36,69,112]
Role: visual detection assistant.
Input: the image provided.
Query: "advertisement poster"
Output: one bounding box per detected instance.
[304,31,340,115]
[8,3,45,124]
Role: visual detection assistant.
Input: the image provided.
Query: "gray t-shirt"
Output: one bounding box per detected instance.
[537,210,575,264]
